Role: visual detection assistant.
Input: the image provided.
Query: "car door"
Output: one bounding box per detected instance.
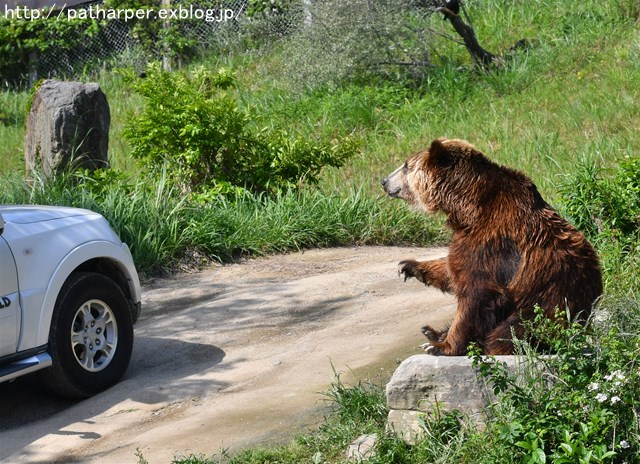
[0,212,20,357]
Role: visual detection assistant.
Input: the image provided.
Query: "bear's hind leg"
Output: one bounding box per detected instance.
[425,287,516,356]
[483,314,523,355]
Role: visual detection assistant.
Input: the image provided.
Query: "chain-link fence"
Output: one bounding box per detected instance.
[28,0,452,88]
[33,0,307,80]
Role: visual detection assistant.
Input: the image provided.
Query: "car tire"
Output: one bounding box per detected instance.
[41,272,134,398]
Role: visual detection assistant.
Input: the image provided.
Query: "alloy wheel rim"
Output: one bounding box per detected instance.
[70,299,118,372]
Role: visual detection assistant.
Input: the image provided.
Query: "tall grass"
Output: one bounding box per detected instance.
[0,171,444,276]
[0,89,30,173]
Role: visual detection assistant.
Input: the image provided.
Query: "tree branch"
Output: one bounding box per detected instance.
[435,5,496,70]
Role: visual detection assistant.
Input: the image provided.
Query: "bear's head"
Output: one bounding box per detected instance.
[381,137,507,224]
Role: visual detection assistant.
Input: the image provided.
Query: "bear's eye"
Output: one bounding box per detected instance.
[403,162,408,170]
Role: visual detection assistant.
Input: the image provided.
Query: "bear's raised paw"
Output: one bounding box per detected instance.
[398,259,423,283]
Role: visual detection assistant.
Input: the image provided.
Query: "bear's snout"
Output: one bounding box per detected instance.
[381,165,405,198]
[381,176,401,197]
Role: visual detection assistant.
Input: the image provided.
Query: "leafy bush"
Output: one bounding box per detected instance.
[123,63,357,194]
[470,309,640,464]
[560,159,640,296]
[0,15,100,86]
[561,159,640,240]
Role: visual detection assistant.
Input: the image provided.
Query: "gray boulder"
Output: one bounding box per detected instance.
[25,79,110,177]
[386,355,522,444]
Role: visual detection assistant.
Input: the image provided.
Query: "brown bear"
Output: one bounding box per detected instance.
[381,138,602,355]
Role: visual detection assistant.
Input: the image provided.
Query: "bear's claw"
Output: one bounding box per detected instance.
[398,259,420,283]
[425,345,443,356]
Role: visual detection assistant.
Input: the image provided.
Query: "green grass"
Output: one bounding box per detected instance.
[0,89,30,173]
[0,170,444,276]
[3,0,640,199]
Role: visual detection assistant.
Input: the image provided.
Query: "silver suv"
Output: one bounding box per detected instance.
[0,205,141,398]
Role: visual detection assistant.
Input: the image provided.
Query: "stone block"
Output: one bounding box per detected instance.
[386,410,424,445]
[386,354,522,443]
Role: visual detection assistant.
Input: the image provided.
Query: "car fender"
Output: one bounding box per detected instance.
[20,240,141,351]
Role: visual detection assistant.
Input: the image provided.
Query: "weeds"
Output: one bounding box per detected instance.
[469,308,640,463]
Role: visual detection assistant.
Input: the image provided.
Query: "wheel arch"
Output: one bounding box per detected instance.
[31,241,141,349]
[74,258,141,322]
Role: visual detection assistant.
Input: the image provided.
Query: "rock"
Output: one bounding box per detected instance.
[346,434,377,461]
[386,410,424,445]
[25,79,110,177]
[387,355,488,413]
[386,355,521,443]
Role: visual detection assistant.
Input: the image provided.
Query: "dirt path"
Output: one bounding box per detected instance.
[0,246,454,464]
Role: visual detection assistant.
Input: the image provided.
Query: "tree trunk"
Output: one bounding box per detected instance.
[436,5,496,70]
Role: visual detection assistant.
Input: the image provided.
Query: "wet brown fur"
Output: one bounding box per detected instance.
[384,138,603,355]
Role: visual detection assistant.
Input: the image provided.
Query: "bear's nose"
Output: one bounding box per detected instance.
[381,177,388,187]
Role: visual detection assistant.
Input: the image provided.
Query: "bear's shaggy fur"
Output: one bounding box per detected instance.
[382,138,602,355]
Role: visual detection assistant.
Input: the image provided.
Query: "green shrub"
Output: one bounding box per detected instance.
[123,63,357,194]
[560,159,640,296]
[470,309,640,464]
[0,15,100,87]
[561,159,640,240]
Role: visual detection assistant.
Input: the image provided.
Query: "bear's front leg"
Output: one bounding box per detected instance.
[422,320,468,356]
[398,257,453,293]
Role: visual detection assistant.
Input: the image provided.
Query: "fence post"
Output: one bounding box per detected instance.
[162,0,172,71]
[28,50,39,87]
[303,0,312,27]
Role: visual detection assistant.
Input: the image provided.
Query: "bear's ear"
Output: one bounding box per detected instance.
[428,138,454,168]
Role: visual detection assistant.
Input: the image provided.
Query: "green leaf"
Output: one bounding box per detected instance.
[533,448,546,464]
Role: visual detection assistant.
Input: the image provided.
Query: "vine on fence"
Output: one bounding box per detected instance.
[0,0,299,87]
[0,15,100,86]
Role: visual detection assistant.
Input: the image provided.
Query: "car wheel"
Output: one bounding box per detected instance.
[42,272,134,398]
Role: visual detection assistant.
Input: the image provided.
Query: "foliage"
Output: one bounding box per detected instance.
[561,159,640,240]
[101,0,164,59]
[123,63,357,194]
[560,159,640,298]
[322,371,388,427]
[470,308,640,464]
[102,0,244,64]
[246,0,294,18]
[0,14,100,86]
